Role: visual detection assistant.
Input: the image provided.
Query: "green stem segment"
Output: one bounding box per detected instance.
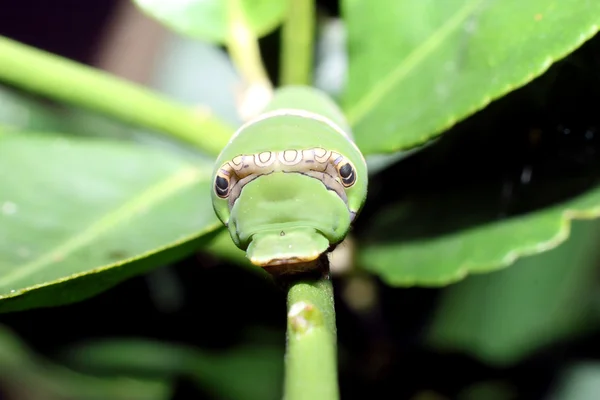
[0,35,234,156]
[284,259,339,400]
[280,0,315,86]
[226,0,273,120]
[226,0,272,90]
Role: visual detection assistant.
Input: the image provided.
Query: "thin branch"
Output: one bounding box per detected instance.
[226,0,274,121]
[281,255,339,400]
[0,35,234,156]
[280,0,316,86]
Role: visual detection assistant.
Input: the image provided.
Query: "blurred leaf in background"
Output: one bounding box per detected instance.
[60,329,284,400]
[427,220,600,366]
[0,325,171,400]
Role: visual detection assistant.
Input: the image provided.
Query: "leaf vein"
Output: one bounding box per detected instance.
[0,166,207,288]
[345,0,484,126]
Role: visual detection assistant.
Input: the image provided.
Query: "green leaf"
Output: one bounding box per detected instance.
[133,0,290,44]
[61,333,284,400]
[0,325,171,400]
[342,0,600,154]
[0,85,70,133]
[358,181,600,286]
[0,133,222,312]
[426,221,600,366]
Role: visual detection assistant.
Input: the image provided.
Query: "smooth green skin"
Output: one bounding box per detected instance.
[342,0,600,155]
[211,87,367,264]
[231,173,349,264]
[428,220,600,367]
[133,0,290,44]
[263,85,352,134]
[0,133,220,312]
[359,181,600,287]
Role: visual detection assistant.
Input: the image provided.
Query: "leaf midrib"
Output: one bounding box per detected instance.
[0,165,210,290]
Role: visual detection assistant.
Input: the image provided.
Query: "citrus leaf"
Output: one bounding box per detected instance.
[358,181,600,287]
[0,132,222,312]
[0,85,70,133]
[342,0,600,154]
[427,221,600,366]
[133,0,290,44]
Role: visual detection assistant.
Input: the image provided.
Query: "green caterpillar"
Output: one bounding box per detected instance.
[211,86,368,272]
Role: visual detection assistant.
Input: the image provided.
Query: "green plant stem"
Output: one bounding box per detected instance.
[0,35,234,156]
[226,0,273,116]
[280,0,315,86]
[284,260,339,400]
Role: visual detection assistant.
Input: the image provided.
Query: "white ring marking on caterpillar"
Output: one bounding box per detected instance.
[219,147,346,179]
[255,151,275,167]
[215,147,357,207]
[279,149,303,165]
[225,108,366,166]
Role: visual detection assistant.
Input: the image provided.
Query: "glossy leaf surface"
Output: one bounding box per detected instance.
[342,0,600,154]
[0,133,221,312]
